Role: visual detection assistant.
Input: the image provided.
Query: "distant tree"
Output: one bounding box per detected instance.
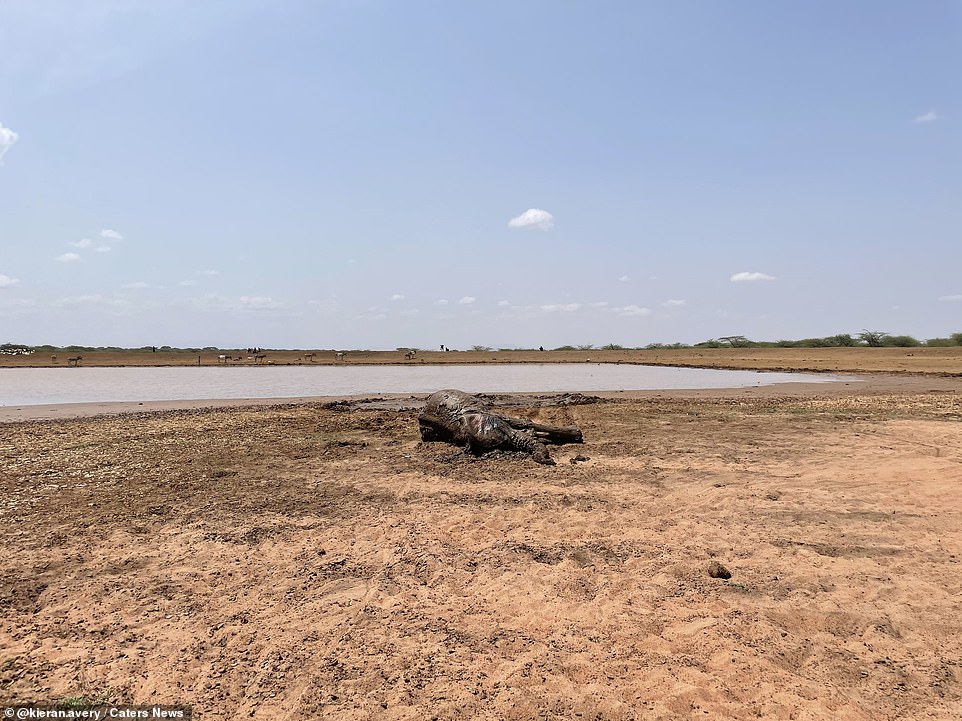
[858,330,888,347]
[601,343,625,350]
[924,337,955,347]
[951,332,962,346]
[553,345,577,351]
[576,344,594,351]
[469,345,493,352]
[717,335,752,348]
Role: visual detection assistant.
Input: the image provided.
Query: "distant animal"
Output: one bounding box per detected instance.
[255,354,267,364]
[404,350,417,360]
[67,356,82,367]
[218,354,228,364]
[304,352,317,362]
[51,355,57,363]
[335,352,346,361]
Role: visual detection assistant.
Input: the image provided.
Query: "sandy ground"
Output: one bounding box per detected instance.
[1,375,961,719]
[3,346,962,376]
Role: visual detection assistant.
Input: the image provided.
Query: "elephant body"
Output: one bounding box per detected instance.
[418,389,583,465]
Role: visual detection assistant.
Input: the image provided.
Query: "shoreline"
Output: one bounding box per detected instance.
[3,372,959,423]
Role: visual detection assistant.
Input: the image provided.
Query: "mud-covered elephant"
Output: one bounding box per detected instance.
[418,389,583,465]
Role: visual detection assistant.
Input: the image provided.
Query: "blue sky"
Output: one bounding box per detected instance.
[1,0,959,349]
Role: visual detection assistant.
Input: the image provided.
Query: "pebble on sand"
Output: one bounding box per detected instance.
[708,560,732,579]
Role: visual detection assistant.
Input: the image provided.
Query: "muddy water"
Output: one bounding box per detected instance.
[0,364,848,407]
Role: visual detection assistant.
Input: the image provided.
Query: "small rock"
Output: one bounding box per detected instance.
[569,454,591,464]
[708,561,732,579]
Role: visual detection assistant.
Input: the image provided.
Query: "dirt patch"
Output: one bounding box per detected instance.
[2,388,961,719]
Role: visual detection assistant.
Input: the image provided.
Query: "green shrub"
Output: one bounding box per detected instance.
[883,335,921,347]
[827,333,857,347]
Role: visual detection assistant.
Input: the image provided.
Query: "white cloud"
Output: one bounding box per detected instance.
[56,252,81,262]
[68,238,92,248]
[198,269,220,276]
[589,301,609,308]
[61,294,103,305]
[0,274,21,288]
[730,271,775,282]
[390,294,405,301]
[541,303,581,313]
[0,122,18,162]
[122,281,149,289]
[614,304,652,317]
[618,275,629,282]
[458,296,476,305]
[100,229,124,241]
[59,294,125,307]
[308,298,339,315]
[95,246,111,253]
[178,280,196,286]
[508,208,555,231]
[191,292,233,312]
[662,299,686,307]
[0,298,35,309]
[939,294,962,302]
[239,296,284,310]
[436,299,449,305]
[497,300,511,306]
[914,110,939,123]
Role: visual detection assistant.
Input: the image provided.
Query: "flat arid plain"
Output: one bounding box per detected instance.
[1,349,961,719]
[3,346,962,375]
